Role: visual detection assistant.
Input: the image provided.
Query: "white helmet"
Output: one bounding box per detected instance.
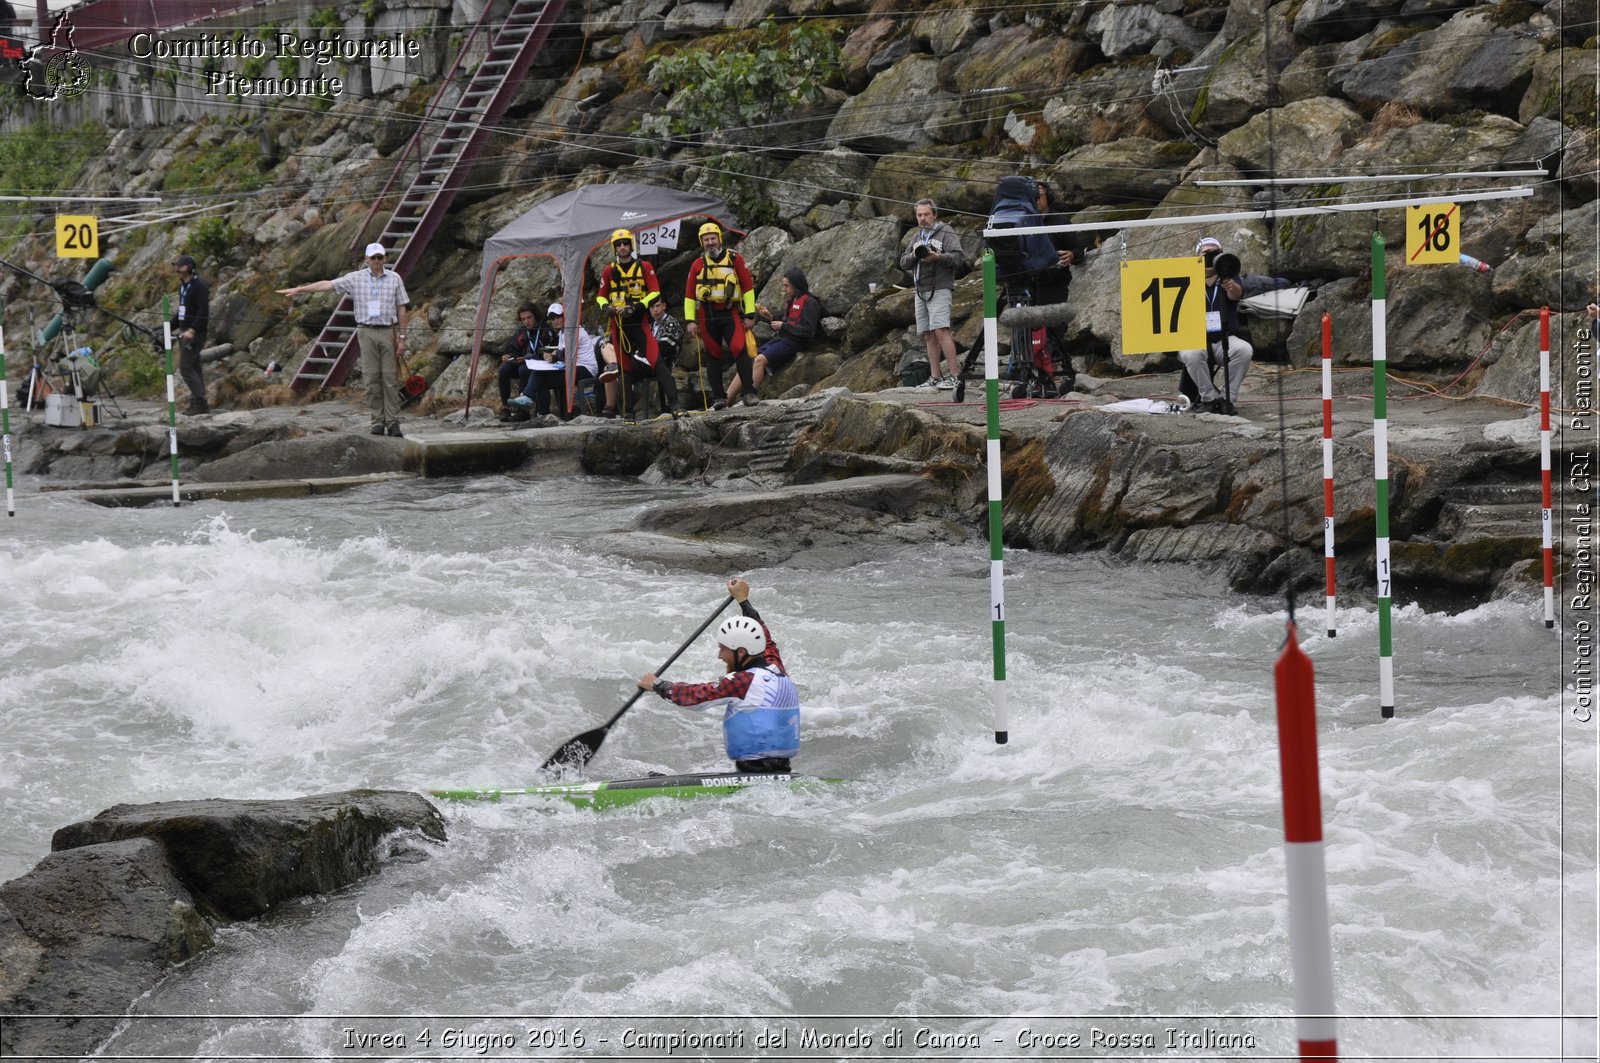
[717,615,766,655]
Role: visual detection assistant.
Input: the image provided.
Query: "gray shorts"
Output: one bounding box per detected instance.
[914,288,953,334]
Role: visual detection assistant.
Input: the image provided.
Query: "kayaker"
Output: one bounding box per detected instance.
[637,578,800,774]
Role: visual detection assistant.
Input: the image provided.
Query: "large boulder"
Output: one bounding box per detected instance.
[1559,124,1600,202]
[1215,96,1366,175]
[1189,18,1302,132]
[1292,0,1411,43]
[50,791,447,920]
[0,839,214,1061]
[865,150,997,221]
[1265,113,1525,280]
[1520,46,1600,127]
[757,217,903,318]
[1047,59,1167,151]
[0,791,444,1061]
[734,226,795,291]
[839,18,902,93]
[1047,137,1197,209]
[910,5,985,56]
[188,431,407,482]
[1337,8,1548,116]
[772,148,876,225]
[1474,310,1594,411]
[1492,201,1600,312]
[1280,264,1499,372]
[825,54,945,154]
[436,256,562,359]
[1087,2,1210,59]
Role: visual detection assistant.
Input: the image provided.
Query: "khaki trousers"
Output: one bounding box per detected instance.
[356,326,401,427]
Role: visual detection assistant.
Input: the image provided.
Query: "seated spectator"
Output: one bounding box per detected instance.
[510,302,621,418]
[726,267,821,406]
[1178,236,1290,416]
[497,303,554,420]
[523,321,567,419]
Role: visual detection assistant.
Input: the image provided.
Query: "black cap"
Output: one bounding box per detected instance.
[172,254,198,270]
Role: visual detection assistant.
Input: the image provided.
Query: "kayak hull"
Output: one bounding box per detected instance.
[427,772,846,809]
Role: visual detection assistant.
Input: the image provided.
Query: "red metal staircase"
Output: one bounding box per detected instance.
[290,0,566,393]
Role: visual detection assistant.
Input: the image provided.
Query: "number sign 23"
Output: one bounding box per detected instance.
[56,215,99,259]
[1120,256,1205,354]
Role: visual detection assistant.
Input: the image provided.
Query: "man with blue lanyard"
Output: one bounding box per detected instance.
[278,242,411,436]
[637,578,801,774]
[1178,236,1289,416]
[172,255,210,414]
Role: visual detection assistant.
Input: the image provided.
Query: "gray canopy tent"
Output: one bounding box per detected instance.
[464,183,740,415]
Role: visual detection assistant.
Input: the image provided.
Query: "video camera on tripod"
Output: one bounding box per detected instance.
[3,256,152,426]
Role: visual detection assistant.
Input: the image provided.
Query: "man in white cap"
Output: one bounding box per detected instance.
[278,242,412,436]
[1177,235,1287,415]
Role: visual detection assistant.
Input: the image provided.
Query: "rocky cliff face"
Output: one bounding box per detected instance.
[1,0,1591,405]
[0,0,1591,599]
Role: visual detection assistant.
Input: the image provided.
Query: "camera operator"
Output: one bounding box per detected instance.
[898,198,966,390]
[1029,181,1093,391]
[1178,236,1290,416]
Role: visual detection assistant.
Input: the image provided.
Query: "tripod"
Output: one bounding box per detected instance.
[951,283,1073,404]
[36,308,127,426]
[2,256,146,422]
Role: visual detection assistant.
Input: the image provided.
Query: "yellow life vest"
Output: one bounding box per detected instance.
[608,260,652,307]
[695,252,743,305]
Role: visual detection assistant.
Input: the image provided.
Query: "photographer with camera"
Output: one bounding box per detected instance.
[898,199,967,391]
[1178,236,1290,416]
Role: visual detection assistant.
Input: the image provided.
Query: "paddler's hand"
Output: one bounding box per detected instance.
[726,577,749,603]
[638,673,658,691]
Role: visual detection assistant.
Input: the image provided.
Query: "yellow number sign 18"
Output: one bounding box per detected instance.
[1406,203,1458,265]
[1120,256,1206,354]
[55,214,99,259]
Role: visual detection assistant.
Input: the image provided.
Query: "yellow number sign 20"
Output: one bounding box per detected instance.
[55,214,99,259]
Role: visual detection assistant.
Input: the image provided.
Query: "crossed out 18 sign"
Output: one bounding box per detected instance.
[1119,256,1206,355]
[1407,203,1458,265]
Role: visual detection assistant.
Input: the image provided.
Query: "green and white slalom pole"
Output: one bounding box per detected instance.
[982,250,1008,744]
[1371,234,1395,719]
[1,308,14,517]
[163,295,180,507]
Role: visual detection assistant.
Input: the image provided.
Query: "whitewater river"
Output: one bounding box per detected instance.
[0,475,1593,1061]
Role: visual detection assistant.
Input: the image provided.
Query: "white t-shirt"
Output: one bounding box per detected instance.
[559,326,599,374]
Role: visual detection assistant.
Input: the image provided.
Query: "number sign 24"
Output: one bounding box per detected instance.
[1119,256,1206,355]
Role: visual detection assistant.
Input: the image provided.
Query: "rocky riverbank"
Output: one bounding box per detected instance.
[9,348,1581,605]
[0,791,445,1061]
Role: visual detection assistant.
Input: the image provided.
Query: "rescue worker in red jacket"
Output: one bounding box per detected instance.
[596,228,683,418]
[683,222,757,410]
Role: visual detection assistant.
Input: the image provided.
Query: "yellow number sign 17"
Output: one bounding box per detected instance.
[1406,203,1458,265]
[55,215,99,259]
[1120,256,1206,355]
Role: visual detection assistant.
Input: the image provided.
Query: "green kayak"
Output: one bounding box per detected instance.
[427,771,848,810]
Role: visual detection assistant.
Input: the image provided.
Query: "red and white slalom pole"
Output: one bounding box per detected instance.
[1321,314,1336,638]
[1275,622,1339,1062]
[1539,307,1553,628]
